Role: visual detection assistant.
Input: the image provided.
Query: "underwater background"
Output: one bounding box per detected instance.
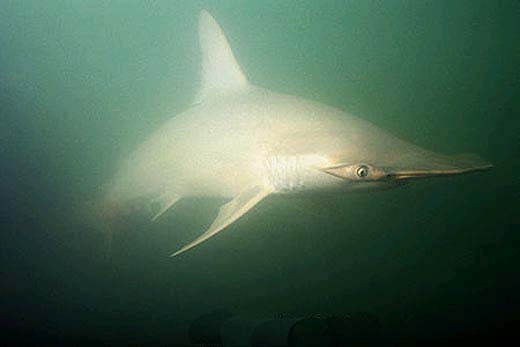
[1,0,518,345]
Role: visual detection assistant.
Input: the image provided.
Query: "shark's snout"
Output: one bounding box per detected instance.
[320,152,492,185]
[387,165,492,180]
[385,152,493,181]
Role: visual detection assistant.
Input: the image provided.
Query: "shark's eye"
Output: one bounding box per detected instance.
[356,165,369,178]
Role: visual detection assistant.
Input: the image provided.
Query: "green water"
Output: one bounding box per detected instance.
[1,0,518,344]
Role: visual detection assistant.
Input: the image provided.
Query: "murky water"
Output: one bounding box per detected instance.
[1,1,518,345]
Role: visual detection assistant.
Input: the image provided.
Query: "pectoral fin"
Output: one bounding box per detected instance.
[170,186,272,257]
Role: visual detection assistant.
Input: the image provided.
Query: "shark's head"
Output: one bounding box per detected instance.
[319,154,492,191]
[311,118,493,191]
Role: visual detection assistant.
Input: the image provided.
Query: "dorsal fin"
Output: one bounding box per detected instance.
[194,10,248,103]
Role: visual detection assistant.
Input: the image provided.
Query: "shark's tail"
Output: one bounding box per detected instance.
[80,195,158,260]
[73,198,120,261]
[97,204,114,261]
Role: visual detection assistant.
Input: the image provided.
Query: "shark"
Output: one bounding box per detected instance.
[101,10,491,257]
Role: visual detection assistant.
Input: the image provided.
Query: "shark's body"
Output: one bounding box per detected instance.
[102,10,491,256]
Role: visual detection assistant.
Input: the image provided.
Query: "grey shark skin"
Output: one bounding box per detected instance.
[102,10,491,256]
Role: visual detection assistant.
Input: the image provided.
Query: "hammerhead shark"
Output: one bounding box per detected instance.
[101,10,491,256]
